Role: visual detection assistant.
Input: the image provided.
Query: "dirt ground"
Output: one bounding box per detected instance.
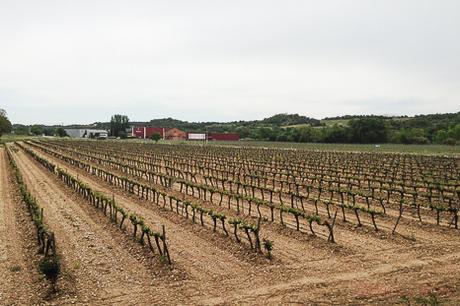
[1,143,460,305]
[0,147,46,305]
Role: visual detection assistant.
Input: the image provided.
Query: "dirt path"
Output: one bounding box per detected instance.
[0,147,45,305]
[20,142,460,305]
[203,248,460,305]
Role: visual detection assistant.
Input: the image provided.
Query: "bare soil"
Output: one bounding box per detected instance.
[0,147,45,305]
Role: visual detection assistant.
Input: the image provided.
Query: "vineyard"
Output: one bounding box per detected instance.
[1,140,459,305]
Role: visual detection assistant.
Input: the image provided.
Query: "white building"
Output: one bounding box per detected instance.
[187,133,206,140]
[64,129,108,139]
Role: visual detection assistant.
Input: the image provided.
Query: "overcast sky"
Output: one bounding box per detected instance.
[1,0,459,125]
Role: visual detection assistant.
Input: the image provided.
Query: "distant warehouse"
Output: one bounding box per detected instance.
[64,129,109,139]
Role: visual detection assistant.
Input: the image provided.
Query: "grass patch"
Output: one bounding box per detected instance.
[320,119,350,127]
[0,134,38,144]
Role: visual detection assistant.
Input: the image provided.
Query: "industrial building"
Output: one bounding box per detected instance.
[64,128,109,139]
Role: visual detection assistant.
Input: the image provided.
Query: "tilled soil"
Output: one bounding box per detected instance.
[8,148,189,305]
[2,143,460,305]
[0,147,45,305]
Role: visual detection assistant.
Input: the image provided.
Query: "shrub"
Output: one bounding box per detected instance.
[443,137,457,146]
[263,239,273,259]
[39,256,60,284]
[151,133,162,142]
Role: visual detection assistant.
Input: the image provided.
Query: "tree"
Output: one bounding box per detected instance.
[298,126,322,142]
[43,127,55,136]
[322,125,351,143]
[110,114,130,137]
[349,118,387,143]
[118,131,128,139]
[57,128,68,137]
[235,126,250,139]
[433,130,447,144]
[30,125,44,136]
[286,127,301,142]
[447,124,460,141]
[391,128,428,144]
[151,132,161,142]
[254,127,274,140]
[13,125,29,135]
[0,109,12,137]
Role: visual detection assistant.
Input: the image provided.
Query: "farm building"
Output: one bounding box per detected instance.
[132,127,165,139]
[166,128,187,140]
[132,126,239,141]
[64,128,108,139]
[132,126,187,140]
[187,133,207,141]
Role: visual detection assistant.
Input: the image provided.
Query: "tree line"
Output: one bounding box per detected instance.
[5,110,460,145]
[237,115,460,145]
[142,112,460,145]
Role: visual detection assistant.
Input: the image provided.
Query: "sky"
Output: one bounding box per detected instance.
[0,0,459,125]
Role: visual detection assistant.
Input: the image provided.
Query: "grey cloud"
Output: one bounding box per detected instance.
[0,0,459,124]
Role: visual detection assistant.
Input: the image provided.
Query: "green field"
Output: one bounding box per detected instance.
[320,119,350,127]
[0,134,37,145]
[282,119,349,128]
[281,123,312,129]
